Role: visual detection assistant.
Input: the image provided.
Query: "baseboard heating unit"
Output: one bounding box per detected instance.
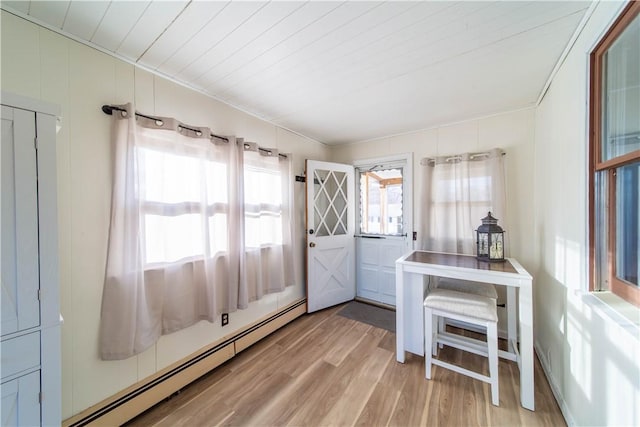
[63,299,306,427]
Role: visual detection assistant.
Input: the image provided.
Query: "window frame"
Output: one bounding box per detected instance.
[589,0,640,306]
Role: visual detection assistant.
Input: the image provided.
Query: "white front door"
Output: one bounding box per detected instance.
[306,160,355,313]
[354,154,413,306]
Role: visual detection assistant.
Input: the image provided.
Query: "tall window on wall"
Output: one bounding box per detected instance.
[590,1,640,307]
[418,148,506,255]
[242,142,294,302]
[139,130,230,266]
[99,105,294,360]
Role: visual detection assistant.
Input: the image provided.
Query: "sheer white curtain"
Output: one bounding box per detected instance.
[99,105,239,360]
[418,148,506,255]
[240,142,295,306]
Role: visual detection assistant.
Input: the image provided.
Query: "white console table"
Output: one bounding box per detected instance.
[395,250,534,411]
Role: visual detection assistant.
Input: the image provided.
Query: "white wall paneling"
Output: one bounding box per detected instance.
[1,10,327,420]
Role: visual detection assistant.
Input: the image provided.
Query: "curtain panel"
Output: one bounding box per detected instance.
[99,105,294,360]
[418,148,506,255]
[241,142,295,305]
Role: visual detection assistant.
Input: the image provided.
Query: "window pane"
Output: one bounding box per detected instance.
[209,214,228,255]
[359,168,403,235]
[244,166,281,206]
[245,216,282,248]
[616,162,639,286]
[145,214,203,264]
[601,14,640,162]
[140,148,202,203]
[244,164,283,248]
[314,169,347,236]
[139,146,229,265]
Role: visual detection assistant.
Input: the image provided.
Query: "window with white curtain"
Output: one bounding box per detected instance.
[419,149,506,255]
[138,143,229,266]
[241,143,294,304]
[99,106,294,360]
[243,154,283,249]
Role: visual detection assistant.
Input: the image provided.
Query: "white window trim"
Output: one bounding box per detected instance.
[353,152,413,244]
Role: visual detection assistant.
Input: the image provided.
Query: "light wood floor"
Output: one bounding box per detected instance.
[126,304,566,427]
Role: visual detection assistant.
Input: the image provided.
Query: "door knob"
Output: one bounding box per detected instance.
[309,242,316,248]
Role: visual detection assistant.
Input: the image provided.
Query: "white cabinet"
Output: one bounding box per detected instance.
[1,92,61,427]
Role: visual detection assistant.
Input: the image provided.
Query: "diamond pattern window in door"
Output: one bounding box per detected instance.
[313,169,348,237]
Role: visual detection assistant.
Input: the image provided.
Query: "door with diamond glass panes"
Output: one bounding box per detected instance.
[305,160,355,312]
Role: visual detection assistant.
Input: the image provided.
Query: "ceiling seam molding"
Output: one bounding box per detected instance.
[535,2,598,106]
[0,5,328,147]
[136,1,193,63]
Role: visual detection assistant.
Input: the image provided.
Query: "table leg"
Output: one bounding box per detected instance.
[404,273,426,356]
[519,281,535,410]
[396,264,405,363]
[507,286,517,345]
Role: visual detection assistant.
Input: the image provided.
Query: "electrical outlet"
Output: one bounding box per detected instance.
[221,313,229,326]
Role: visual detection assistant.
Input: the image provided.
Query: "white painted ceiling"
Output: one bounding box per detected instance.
[2,1,592,144]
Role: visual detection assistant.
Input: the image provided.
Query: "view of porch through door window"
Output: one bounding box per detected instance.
[359,168,403,235]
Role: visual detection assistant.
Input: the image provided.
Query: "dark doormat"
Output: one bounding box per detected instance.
[337,301,395,333]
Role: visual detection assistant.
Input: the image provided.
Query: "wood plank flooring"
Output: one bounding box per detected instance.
[125,304,566,426]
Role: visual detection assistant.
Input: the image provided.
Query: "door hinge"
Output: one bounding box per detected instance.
[37,289,42,301]
[34,136,38,150]
[39,392,43,403]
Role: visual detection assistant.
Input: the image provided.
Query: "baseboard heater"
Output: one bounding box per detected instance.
[64,299,307,427]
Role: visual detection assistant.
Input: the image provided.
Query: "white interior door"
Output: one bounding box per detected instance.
[354,154,413,306]
[306,160,355,313]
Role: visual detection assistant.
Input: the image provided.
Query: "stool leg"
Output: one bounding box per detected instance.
[438,317,445,349]
[487,321,499,406]
[432,314,438,356]
[424,307,433,379]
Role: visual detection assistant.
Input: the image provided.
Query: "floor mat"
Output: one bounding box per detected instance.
[337,301,395,333]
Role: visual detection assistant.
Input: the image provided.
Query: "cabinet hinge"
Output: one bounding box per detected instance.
[34,136,38,150]
[37,289,42,301]
[39,392,43,403]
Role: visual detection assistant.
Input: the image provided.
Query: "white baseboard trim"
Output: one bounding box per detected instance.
[63,299,307,427]
[534,341,575,426]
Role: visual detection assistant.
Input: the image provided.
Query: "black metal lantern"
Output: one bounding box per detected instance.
[476,212,505,262]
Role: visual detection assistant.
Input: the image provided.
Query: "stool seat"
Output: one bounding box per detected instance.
[424,288,498,322]
[436,278,497,300]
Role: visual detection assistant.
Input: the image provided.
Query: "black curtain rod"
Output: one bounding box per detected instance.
[101,104,229,143]
[102,104,288,159]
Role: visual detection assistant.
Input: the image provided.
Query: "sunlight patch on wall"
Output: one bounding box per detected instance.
[567,295,593,403]
[554,235,583,290]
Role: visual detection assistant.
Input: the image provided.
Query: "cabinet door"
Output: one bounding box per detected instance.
[1,371,41,427]
[1,106,40,336]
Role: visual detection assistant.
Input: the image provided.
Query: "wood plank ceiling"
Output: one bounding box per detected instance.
[2,1,592,144]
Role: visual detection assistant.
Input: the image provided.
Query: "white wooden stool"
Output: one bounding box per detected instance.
[424,288,500,406]
[434,278,497,342]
